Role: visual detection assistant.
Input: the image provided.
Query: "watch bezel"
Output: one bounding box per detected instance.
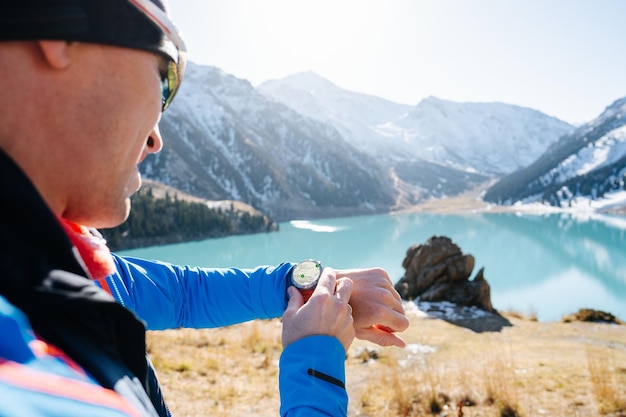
[290,259,323,290]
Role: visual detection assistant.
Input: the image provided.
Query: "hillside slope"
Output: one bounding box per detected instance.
[485,97,626,208]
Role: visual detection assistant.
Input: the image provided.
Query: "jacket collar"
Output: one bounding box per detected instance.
[0,148,166,416]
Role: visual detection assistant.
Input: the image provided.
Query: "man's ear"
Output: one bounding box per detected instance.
[37,40,72,69]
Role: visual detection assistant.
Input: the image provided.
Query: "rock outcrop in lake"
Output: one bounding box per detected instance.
[395,236,494,312]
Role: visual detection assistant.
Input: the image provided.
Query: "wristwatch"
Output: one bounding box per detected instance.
[289,259,323,302]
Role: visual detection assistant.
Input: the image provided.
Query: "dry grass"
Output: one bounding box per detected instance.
[147,320,283,417]
[147,308,626,417]
[503,308,538,322]
[587,346,626,415]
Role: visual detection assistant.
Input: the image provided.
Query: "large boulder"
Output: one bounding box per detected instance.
[395,236,493,312]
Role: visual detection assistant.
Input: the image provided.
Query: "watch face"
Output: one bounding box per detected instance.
[291,260,322,290]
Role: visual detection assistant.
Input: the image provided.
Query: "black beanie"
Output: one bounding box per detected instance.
[0,0,177,62]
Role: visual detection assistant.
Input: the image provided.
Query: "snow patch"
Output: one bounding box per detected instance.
[403,299,490,321]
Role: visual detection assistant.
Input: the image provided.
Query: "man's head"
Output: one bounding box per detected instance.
[1,0,186,112]
[0,0,186,228]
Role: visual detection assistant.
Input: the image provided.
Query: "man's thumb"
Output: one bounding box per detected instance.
[285,286,304,313]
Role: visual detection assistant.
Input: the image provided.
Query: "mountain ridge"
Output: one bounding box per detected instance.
[484,97,626,208]
[259,71,574,175]
[143,62,395,221]
[138,61,619,221]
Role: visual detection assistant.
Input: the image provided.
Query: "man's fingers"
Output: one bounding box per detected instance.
[337,267,401,301]
[382,310,410,332]
[335,277,353,304]
[374,287,405,314]
[282,270,356,352]
[312,268,337,297]
[358,327,407,348]
[373,324,393,333]
[285,286,304,315]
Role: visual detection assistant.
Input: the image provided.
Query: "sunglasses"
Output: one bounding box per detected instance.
[128,0,187,112]
[160,59,181,111]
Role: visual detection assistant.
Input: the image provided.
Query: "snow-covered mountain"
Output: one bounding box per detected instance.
[390,97,575,174]
[484,97,626,208]
[259,72,412,160]
[143,62,395,221]
[141,62,599,219]
[259,72,575,175]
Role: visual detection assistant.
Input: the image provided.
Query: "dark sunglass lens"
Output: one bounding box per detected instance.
[161,61,180,111]
[161,76,169,110]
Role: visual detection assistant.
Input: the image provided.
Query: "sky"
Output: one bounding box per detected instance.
[169,0,626,125]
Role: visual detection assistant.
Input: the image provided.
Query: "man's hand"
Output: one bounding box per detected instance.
[282,268,355,352]
[336,268,409,348]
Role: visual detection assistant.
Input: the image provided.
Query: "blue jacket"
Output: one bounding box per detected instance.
[0,295,150,417]
[0,292,347,417]
[99,255,349,416]
[102,256,294,330]
[0,145,348,416]
[0,149,166,417]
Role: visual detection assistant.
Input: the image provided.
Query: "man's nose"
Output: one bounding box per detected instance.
[146,124,164,154]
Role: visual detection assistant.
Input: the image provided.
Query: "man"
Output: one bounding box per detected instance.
[0,1,407,416]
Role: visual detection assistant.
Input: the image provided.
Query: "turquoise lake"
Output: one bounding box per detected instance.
[119,211,626,322]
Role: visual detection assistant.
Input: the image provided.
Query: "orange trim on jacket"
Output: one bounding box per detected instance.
[0,360,141,417]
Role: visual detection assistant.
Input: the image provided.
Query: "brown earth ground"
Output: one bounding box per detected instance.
[141,179,266,216]
[146,188,626,416]
[147,307,626,417]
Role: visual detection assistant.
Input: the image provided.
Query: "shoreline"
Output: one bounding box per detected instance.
[144,177,626,220]
[394,189,626,217]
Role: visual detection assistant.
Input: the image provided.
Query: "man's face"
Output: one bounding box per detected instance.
[62,44,165,228]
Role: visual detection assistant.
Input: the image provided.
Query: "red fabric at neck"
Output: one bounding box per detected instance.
[57,218,115,281]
